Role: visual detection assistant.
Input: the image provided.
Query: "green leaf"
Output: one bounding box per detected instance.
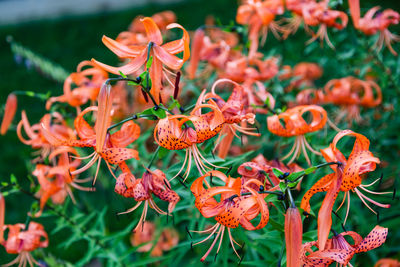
[278,181,287,192]
[304,166,317,175]
[118,71,127,78]
[10,174,17,184]
[151,107,167,119]
[272,168,284,178]
[169,97,181,110]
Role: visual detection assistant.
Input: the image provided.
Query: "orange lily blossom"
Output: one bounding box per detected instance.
[41,84,140,185]
[190,170,270,261]
[17,111,75,161]
[242,79,276,115]
[301,1,348,48]
[323,76,382,125]
[301,130,390,250]
[267,104,328,165]
[375,258,400,267]
[187,27,239,80]
[236,0,285,59]
[348,0,400,55]
[154,93,225,181]
[115,166,180,232]
[1,93,17,135]
[92,17,190,104]
[285,206,302,267]
[46,60,108,112]
[0,194,49,267]
[32,147,94,216]
[130,221,179,257]
[301,225,388,266]
[205,79,260,159]
[117,11,177,47]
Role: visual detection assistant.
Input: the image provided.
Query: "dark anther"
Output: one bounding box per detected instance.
[211,149,215,160]
[228,194,239,201]
[332,210,342,220]
[259,185,265,192]
[178,175,188,189]
[210,173,213,185]
[179,107,185,113]
[186,226,192,239]
[392,187,396,200]
[214,253,218,262]
[226,166,233,175]
[336,161,343,167]
[240,134,243,146]
[278,194,285,201]
[132,114,138,119]
[379,173,383,186]
[190,242,194,252]
[255,125,260,134]
[171,213,175,225]
[173,71,181,99]
[163,179,171,190]
[303,211,310,216]
[376,211,380,223]
[135,76,142,83]
[153,105,159,111]
[341,223,348,232]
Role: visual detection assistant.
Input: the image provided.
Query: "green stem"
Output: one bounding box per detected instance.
[286,188,296,208]
[107,114,157,132]
[147,146,161,169]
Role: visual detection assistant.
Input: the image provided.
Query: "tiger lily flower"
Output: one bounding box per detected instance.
[92,17,190,103]
[130,221,179,257]
[221,55,279,83]
[242,79,276,115]
[236,0,285,58]
[117,11,177,47]
[375,258,400,267]
[283,62,323,91]
[323,76,382,125]
[301,226,388,266]
[46,61,108,112]
[205,79,260,159]
[301,130,390,250]
[247,154,303,189]
[190,171,270,261]
[0,194,49,267]
[267,105,327,165]
[154,95,225,180]
[115,167,180,232]
[41,84,140,185]
[301,1,348,48]
[187,27,239,80]
[17,111,75,161]
[349,0,400,55]
[1,93,17,135]
[32,147,94,216]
